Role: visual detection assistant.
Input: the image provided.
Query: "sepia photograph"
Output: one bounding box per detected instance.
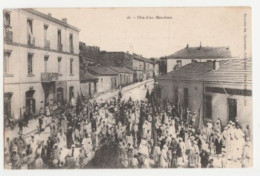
[3,7,252,169]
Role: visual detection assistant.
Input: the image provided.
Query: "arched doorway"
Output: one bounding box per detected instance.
[57,87,64,105]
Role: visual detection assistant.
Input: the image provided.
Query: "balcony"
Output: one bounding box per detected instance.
[70,46,74,53]
[4,30,13,42]
[58,43,63,52]
[28,36,35,46]
[41,72,58,82]
[44,40,50,49]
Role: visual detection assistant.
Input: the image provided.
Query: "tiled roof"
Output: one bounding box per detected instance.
[80,71,98,82]
[121,67,133,74]
[157,62,213,81]
[108,67,133,74]
[157,59,252,85]
[200,59,252,85]
[87,66,118,76]
[168,46,232,59]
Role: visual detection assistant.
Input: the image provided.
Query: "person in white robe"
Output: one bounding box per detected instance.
[153,142,161,167]
[138,139,149,158]
[160,145,168,168]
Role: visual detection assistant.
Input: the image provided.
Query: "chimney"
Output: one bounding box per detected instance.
[213,60,220,70]
[48,13,52,17]
[62,18,67,23]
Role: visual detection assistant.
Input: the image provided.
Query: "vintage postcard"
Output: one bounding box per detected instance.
[3,7,252,169]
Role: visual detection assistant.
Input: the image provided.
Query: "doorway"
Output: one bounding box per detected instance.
[57,87,64,105]
[26,90,35,114]
[228,98,237,122]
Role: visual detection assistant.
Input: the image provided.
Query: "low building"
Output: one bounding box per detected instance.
[80,71,98,99]
[166,44,232,73]
[108,67,133,87]
[156,59,252,128]
[87,66,118,94]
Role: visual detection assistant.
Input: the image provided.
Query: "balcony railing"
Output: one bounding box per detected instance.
[70,46,74,53]
[58,43,63,52]
[4,30,13,42]
[41,72,59,82]
[44,40,50,49]
[28,36,35,46]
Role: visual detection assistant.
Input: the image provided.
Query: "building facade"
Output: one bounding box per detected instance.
[108,67,133,87]
[87,66,118,94]
[156,59,252,129]
[4,9,80,120]
[166,44,232,73]
[80,71,98,99]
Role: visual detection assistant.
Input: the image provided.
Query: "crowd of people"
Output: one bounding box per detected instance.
[4,88,253,169]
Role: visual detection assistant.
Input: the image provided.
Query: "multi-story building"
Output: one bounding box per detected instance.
[3,9,80,120]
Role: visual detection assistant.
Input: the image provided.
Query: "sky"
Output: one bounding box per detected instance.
[36,7,251,58]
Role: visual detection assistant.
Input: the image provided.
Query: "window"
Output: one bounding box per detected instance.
[44,25,50,48]
[44,55,49,72]
[4,51,11,74]
[184,88,189,108]
[57,29,62,51]
[28,53,33,74]
[44,25,48,40]
[177,60,182,67]
[228,98,237,122]
[58,57,62,74]
[69,33,74,53]
[94,82,97,93]
[192,59,198,63]
[27,19,34,45]
[205,95,212,119]
[4,11,11,27]
[57,87,64,105]
[70,58,73,75]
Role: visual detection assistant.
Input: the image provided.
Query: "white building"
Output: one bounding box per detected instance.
[166,44,233,73]
[156,59,252,129]
[4,9,80,120]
